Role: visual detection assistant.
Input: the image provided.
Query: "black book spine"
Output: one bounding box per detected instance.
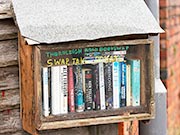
[104,63,113,109]
[84,69,93,110]
[93,64,100,110]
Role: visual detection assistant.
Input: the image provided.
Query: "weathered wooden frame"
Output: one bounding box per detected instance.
[19,35,155,135]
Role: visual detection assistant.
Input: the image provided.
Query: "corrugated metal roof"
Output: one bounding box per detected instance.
[12,0,163,44]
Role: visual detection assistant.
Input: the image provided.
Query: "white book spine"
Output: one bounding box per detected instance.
[99,62,105,110]
[60,65,68,114]
[42,67,49,117]
[112,62,120,109]
[126,64,131,106]
[51,66,61,115]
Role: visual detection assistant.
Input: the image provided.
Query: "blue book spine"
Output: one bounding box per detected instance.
[120,61,126,107]
[112,62,121,109]
[73,65,85,112]
[128,59,140,106]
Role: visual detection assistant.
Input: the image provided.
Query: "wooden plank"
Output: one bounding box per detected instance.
[0,19,17,40]
[0,131,30,135]
[42,106,147,122]
[0,89,20,111]
[39,127,90,135]
[0,0,12,19]
[0,66,19,91]
[39,39,152,50]
[38,113,152,130]
[0,109,22,134]
[0,39,18,67]
[19,35,37,134]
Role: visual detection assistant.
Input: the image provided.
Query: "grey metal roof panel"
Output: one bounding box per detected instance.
[12,0,164,44]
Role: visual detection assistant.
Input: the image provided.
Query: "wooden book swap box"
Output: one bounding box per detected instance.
[19,35,155,135]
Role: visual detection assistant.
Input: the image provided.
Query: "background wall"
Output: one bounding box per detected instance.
[160,0,180,134]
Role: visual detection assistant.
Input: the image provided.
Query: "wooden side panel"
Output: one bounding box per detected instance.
[0,0,12,19]
[0,19,17,41]
[1,131,30,135]
[0,66,19,91]
[0,39,18,67]
[0,89,20,111]
[19,35,36,134]
[0,109,22,134]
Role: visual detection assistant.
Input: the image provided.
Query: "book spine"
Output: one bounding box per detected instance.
[129,60,141,106]
[48,67,51,113]
[126,64,131,106]
[112,62,120,109]
[104,63,113,109]
[120,61,126,107]
[74,65,84,112]
[84,69,93,110]
[60,65,68,114]
[51,66,61,115]
[99,62,105,110]
[42,67,50,117]
[68,66,75,112]
[93,64,100,110]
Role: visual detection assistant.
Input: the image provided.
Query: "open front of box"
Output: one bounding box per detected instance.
[29,39,155,130]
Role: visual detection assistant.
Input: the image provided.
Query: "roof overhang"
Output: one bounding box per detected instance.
[12,0,164,44]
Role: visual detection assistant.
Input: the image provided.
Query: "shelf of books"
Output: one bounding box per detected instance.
[19,38,155,132]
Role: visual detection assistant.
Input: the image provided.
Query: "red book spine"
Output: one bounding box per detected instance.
[68,66,75,112]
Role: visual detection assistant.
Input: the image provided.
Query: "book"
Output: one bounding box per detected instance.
[60,65,68,114]
[82,68,93,111]
[98,62,106,110]
[42,67,50,117]
[51,66,61,115]
[68,66,75,112]
[127,59,141,106]
[120,61,126,107]
[104,63,113,109]
[112,61,121,109]
[126,64,132,106]
[93,64,100,110]
[73,65,84,112]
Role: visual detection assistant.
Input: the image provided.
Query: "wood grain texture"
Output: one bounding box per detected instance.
[19,35,36,134]
[0,131,30,135]
[0,89,20,111]
[0,39,18,67]
[39,127,90,135]
[0,66,19,91]
[0,19,17,40]
[0,0,12,19]
[0,109,22,134]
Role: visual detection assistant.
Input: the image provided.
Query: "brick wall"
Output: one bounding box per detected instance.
[160,0,180,134]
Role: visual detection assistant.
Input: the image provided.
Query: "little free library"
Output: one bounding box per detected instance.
[12,0,163,135]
